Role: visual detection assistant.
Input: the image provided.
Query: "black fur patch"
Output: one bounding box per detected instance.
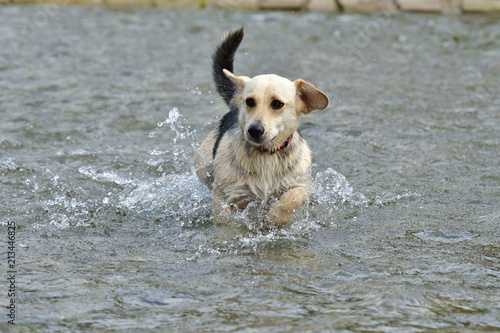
[212,27,244,107]
[213,107,239,159]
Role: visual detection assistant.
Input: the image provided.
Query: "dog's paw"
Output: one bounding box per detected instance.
[214,204,237,224]
[267,202,295,226]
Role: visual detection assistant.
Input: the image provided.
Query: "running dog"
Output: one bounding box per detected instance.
[195,28,329,225]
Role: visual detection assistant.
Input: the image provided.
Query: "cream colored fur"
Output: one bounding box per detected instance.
[195,70,329,226]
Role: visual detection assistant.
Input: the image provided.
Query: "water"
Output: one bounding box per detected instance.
[1,6,499,332]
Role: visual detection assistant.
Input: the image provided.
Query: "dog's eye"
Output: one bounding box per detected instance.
[246,98,256,108]
[271,100,284,110]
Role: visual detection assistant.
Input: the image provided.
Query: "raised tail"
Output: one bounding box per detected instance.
[212,27,244,108]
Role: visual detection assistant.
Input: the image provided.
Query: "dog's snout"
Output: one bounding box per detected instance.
[247,124,265,139]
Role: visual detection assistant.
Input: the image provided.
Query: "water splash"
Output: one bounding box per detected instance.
[123,109,370,234]
[148,107,197,145]
[119,172,212,226]
[33,107,372,245]
[312,167,368,207]
[147,107,199,174]
[0,157,18,173]
[44,195,91,229]
[30,106,373,246]
[78,166,136,187]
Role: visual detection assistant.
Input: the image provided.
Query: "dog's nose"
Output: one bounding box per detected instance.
[247,124,265,139]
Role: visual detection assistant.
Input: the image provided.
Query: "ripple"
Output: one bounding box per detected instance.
[407,229,476,243]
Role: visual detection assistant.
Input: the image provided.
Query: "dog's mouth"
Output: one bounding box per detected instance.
[244,132,276,146]
[253,135,293,155]
[247,136,274,145]
[244,131,291,155]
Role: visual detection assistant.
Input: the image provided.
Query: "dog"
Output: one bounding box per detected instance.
[195,28,329,226]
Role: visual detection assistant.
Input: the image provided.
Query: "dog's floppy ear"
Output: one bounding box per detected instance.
[294,79,329,114]
[223,69,250,92]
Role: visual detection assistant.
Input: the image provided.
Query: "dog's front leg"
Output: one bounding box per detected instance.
[212,195,236,224]
[267,187,308,226]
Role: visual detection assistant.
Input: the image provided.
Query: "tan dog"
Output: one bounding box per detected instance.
[195,28,329,225]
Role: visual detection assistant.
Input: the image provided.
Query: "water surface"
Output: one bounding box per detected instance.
[1,6,499,332]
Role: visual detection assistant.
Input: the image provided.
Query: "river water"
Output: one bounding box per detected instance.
[1,5,499,332]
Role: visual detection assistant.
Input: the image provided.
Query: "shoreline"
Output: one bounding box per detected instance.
[1,0,500,13]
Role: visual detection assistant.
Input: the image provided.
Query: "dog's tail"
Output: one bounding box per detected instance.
[212,27,244,108]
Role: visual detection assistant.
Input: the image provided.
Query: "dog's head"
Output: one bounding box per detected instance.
[223,69,329,150]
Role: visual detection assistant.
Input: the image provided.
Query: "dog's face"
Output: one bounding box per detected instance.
[223,69,329,149]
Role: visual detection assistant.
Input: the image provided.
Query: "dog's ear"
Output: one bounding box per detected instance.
[223,69,250,92]
[294,79,329,114]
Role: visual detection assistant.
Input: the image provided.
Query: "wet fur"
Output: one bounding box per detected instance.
[195,28,329,225]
